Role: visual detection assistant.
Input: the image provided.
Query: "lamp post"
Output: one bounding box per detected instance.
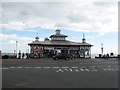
[101,43,103,55]
[16,41,18,58]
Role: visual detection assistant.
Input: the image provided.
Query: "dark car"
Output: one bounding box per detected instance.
[52,54,70,60]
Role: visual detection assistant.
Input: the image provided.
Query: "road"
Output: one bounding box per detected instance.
[2,58,119,88]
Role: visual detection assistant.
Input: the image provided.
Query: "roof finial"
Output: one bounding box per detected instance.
[82,33,86,43]
[37,32,38,37]
[35,32,39,42]
[83,33,85,38]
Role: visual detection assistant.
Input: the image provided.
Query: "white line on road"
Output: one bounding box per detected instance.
[62,67,69,68]
[56,69,64,72]
[71,67,78,68]
[43,67,50,69]
[75,69,79,72]
[70,69,72,71]
[17,67,23,69]
[80,69,84,71]
[3,67,9,70]
[86,69,90,71]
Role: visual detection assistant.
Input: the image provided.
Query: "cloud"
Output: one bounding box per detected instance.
[1,1,118,35]
[0,34,44,53]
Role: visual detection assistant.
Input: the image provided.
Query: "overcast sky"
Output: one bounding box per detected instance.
[0,0,119,55]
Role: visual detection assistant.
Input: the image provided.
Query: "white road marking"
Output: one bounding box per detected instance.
[17,67,23,69]
[3,67,9,70]
[86,68,90,71]
[53,67,60,69]
[43,67,50,69]
[103,68,113,71]
[56,69,64,72]
[80,68,84,71]
[70,69,72,71]
[62,67,69,68]
[75,69,79,72]
[64,69,69,71]
[71,67,78,68]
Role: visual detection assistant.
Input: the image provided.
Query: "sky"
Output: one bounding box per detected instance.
[0,0,119,55]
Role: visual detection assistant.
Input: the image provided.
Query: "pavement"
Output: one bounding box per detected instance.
[2,58,119,88]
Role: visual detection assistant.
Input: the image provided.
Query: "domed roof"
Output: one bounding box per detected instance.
[35,36,39,42]
[35,36,39,40]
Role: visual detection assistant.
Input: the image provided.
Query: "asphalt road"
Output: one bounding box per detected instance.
[2,58,119,88]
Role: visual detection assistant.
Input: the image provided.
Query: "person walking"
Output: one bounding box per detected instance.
[22,53,25,59]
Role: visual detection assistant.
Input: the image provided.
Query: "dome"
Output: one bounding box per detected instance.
[35,36,39,42]
[35,36,39,39]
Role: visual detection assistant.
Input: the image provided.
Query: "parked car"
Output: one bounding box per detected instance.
[52,54,70,60]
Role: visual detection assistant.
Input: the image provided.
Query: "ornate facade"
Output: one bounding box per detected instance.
[28,29,93,58]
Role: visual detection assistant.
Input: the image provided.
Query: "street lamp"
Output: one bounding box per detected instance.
[101,43,103,55]
[16,41,18,58]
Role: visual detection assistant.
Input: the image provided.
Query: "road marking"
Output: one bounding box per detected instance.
[103,68,113,71]
[53,67,60,69]
[75,69,79,72]
[43,67,50,69]
[34,67,41,69]
[71,67,78,68]
[70,69,72,71]
[62,67,69,68]
[3,67,9,70]
[56,69,64,72]
[86,68,90,71]
[17,67,23,69]
[80,68,84,71]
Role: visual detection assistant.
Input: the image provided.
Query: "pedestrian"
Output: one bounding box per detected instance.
[18,50,21,59]
[22,53,25,59]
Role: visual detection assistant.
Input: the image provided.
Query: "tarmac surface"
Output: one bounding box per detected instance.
[2,58,119,88]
